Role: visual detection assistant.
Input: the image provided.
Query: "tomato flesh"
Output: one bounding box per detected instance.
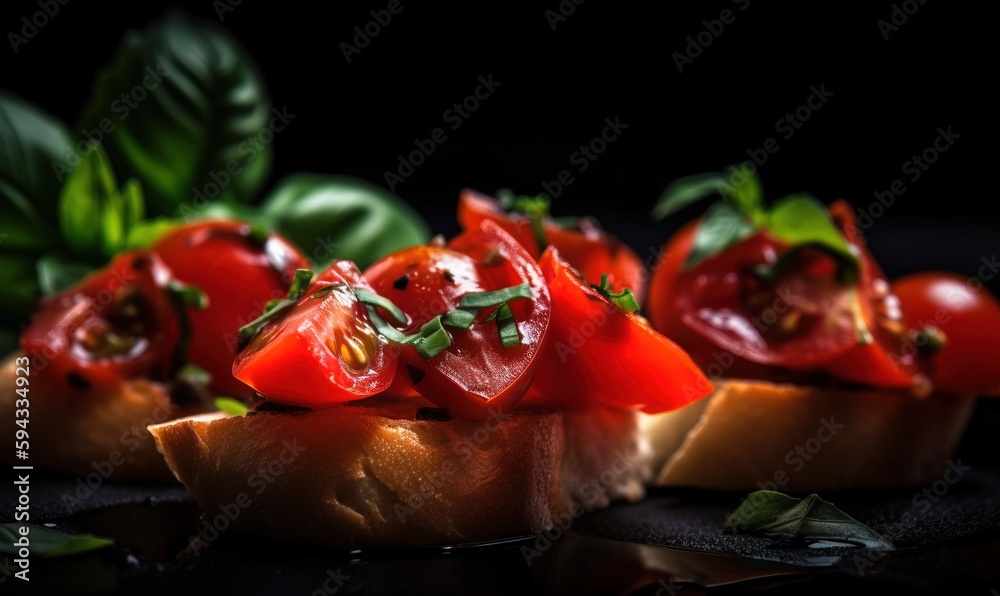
[233,261,396,407]
[893,272,1000,396]
[152,220,309,399]
[647,203,922,391]
[365,220,551,419]
[20,252,180,393]
[458,188,646,303]
[523,248,712,413]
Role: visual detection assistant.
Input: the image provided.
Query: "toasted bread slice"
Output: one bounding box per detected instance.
[0,352,210,482]
[644,378,975,492]
[150,401,649,548]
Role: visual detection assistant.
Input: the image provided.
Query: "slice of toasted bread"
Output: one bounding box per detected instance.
[644,378,975,492]
[150,401,649,548]
[0,352,209,482]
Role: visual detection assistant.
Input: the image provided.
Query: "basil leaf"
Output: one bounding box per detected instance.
[214,397,248,416]
[260,174,430,269]
[125,216,178,249]
[652,172,730,220]
[0,89,72,232]
[485,302,520,347]
[0,254,40,328]
[725,164,764,222]
[767,194,859,272]
[403,315,453,359]
[37,254,94,296]
[685,201,756,269]
[354,288,407,325]
[0,523,113,558]
[725,491,894,550]
[78,11,272,215]
[590,273,640,313]
[459,284,532,309]
[58,144,137,258]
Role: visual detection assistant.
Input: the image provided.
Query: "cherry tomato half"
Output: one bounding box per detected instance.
[152,220,309,399]
[20,252,180,394]
[523,248,712,413]
[893,271,1000,396]
[365,220,551,419]
[458,189,646,304]
[647,201,921,390]
[233,261,397,406]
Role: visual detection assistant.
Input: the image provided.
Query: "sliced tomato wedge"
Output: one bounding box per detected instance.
[523,248,712,413]
[458,188,646,303]
[232,261,397,407]
[152,220,310,399]
[647,201,922,391]
[364,220,551,419]
[20,252,180,393]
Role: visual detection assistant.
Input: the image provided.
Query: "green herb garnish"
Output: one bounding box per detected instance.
[590,273,640,313]
[725,491,894,550]
[237,268,313,349]
[0,524,113,558]
[214,397,248,417]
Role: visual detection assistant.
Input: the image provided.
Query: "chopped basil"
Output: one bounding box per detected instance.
[590,273,640,313]
[355,288,407,325]
[237,268,313,350]
[485,302,520,347]
[725,491,894,550]
[459,284,532,309]
[214,397,248,416]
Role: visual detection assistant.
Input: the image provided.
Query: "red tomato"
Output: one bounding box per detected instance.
[458,189,646,304]
[364,220,551,419]
[893,272,1000,396]
[152,220,309,399]
[647,202,921,390]
[523,248,712,413]
[20,252,180,393]
[233,261,397,406]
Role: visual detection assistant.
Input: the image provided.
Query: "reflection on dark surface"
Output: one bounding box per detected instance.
[2,468,999,595]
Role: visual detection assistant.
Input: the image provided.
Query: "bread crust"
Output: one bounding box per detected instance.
[645,378,975,491]
[150,401,649,548]
[1,352,208,482]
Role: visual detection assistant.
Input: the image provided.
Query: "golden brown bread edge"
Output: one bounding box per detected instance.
[0,352,209,482]
[643,378,976,492]
[150,401,649,548]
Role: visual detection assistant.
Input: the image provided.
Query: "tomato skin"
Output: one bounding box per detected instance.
[365,220,552,419]
[523,248,712,413]
[20,252,180,393]
[893,272,1000,396]
[233,261,397,407]
[152,220,309,399]
[647,206,921,390]
[458,189,646,304]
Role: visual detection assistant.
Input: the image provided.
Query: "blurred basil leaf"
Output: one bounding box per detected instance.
[767,194,857,268]
[78,11,273,216]
[58,144,143,259]
[37,254,95,296]
[0,89,72,238]
[260,174,430,269]
[685,201,756,269]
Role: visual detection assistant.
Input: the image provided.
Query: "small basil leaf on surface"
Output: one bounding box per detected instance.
[260,174,430,269]
[725,491,894,550]
[685,201,756,269]
[0,523,113,558]
[78,11,273,215]
[653,172,731,220]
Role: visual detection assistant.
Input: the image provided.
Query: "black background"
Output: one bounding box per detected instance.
[1,0,994,283]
